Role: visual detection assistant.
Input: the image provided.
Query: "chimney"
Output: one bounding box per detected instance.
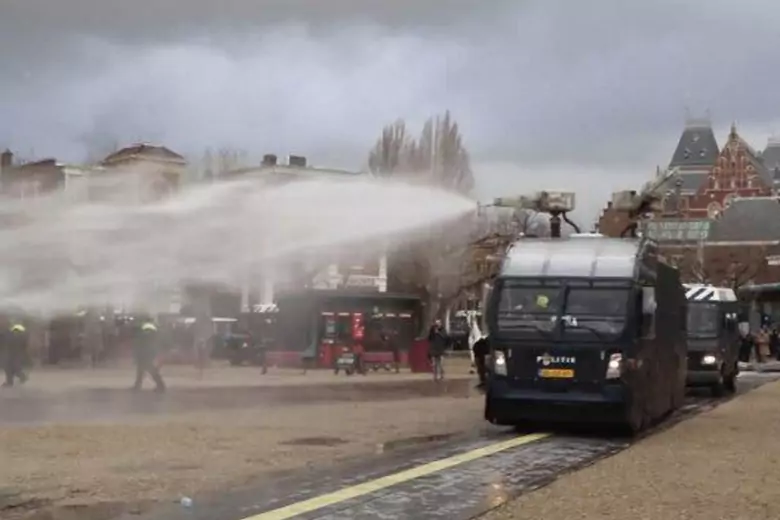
[262,154,277,167]
[288,155,307,168]
[0,149,12,170]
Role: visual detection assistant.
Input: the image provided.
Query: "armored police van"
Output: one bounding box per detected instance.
[683,284,739,395]
[483,236,687,433]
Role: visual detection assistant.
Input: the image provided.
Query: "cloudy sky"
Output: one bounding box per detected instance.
[2,0,780,225]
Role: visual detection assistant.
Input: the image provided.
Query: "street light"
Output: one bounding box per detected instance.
[492,191,579,238]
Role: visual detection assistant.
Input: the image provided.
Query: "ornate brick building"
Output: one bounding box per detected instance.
[596,118,780,289]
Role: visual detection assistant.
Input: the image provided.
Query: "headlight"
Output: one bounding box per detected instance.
[605,352,622,379]
[493,350,508,376]
[702,354,717,365]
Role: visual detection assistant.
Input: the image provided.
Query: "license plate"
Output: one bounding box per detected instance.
[539,368,574,379]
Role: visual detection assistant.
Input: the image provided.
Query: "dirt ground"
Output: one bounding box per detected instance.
[0,358,482,519]
[485,380,780,520]
[24,356,474,391]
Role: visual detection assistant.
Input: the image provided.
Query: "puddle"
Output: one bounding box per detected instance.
[280,436,349,447]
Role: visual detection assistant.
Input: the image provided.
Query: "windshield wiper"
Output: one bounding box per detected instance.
[560,316,608,341]
[497,315,555,340]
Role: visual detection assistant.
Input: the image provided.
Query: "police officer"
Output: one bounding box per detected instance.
[3,322,29,387]
[133,319,166,392]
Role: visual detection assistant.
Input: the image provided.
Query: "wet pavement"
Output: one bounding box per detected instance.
[115,372,780,520]
[0,378,474,425]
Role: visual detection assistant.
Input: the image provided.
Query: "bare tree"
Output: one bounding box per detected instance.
[721,246,767,290]
[369,111,475,195]
[369,113,511,326]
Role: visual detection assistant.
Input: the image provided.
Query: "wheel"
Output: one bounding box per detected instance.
[723,362,738,394]
[624,398,647,436]
[711,371,726,397]
[484,395,496,423]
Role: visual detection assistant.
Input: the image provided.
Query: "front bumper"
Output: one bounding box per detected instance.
[686,369,721,386]
[485,377,628,425]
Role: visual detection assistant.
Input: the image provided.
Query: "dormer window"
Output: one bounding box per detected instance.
[683,148,691,159]
[700,148,707,157]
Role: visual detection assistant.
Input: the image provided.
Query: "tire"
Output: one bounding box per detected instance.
[724,362,738,394]
[711,370,726,397]
[484,395,496,424]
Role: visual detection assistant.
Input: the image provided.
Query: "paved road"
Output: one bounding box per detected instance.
[119,372,780,520]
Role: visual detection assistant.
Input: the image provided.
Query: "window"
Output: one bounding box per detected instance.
[494,281,629,338]
[707,201,722,218]
[565,288,629,317]
[687,303,719,336]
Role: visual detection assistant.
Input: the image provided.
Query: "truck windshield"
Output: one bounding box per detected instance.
[496,284,559,332]
[686,303,719,335]
[495,282,628,337]
[563,287,628,337]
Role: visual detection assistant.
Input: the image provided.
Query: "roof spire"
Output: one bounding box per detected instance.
[730,121,738,140]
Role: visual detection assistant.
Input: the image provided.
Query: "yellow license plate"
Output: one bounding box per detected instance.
[539,368,574,379]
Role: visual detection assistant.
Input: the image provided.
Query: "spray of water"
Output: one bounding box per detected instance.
[0,172,475,316]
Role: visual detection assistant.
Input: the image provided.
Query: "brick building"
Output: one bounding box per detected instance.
[597,117,780,289]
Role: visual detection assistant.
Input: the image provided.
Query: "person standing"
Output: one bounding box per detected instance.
[472,336,490,388]
[133,319,166,392]
[427,319,449,381]
[770,326,779,360]
[2,322,29,387]
[756,326,771,364]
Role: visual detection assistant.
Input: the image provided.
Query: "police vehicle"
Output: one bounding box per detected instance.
[483,236,687,433]
[683,284,739,395]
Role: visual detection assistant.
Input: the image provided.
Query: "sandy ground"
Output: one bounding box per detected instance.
[485,380,780,520]
[23,356,473,391]
[0,357,482,519]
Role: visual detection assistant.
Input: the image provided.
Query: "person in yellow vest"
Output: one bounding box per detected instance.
[3,322,29,387]
[133,319,166,392]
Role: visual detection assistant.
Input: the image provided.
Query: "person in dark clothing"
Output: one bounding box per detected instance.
[3,323,29,387]
[472,336,490,388]
[427,320,449,381]
[382,330,401,373]
[133,320,166,392]
[739,333,754,363]
[770,327,780,360]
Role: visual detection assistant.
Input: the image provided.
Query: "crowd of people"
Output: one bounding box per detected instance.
[740,324,780,364]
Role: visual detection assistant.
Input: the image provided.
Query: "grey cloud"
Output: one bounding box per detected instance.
[2,0,780,225]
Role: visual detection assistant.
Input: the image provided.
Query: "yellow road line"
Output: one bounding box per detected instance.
[243,433,550,520]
